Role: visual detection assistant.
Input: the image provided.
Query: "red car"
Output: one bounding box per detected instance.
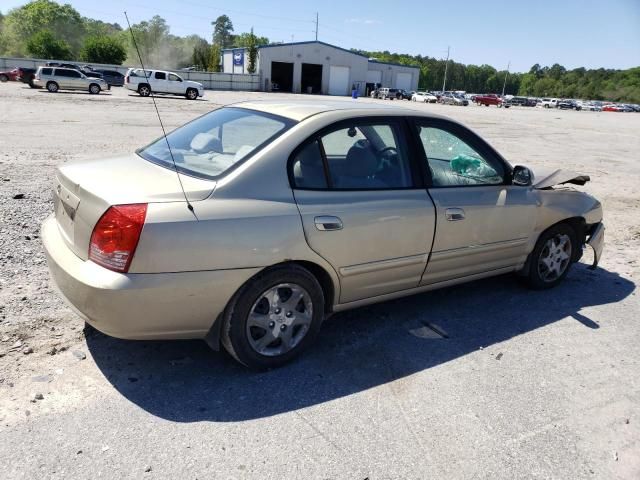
[0,67,20,83]
[602,105,622,112]
[474,93,509,108]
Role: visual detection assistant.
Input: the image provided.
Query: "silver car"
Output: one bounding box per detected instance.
[42,101,604,369]
[34,66,109,94]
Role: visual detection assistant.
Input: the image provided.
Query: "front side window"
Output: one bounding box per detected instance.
[292,121,413,190]
[168,73,181,81]
[139,107,292,179]
[417,125,504,187]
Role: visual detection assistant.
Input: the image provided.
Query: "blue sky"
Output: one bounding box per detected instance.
[2,0,639,72]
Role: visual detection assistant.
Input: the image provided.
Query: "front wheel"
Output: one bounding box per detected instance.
[221,265,325,370]
[89,83,101,94]
[0,74,8,82]
[185,88,198,100]
[525,223,577,289]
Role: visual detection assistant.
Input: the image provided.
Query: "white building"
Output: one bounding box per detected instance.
[222,40,419,96]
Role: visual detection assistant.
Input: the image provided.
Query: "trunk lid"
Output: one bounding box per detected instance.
[53,154,215,260]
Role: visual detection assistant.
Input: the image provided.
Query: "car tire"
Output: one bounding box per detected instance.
[0,74,8,82]
[46,81,59,93]
[525,223,578,290]
[221,264,325,370]
[185,88,198,100]
[138,84,151,97]
[89,83,101,94]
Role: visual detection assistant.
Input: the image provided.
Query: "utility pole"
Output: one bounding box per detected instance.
[441,46,450,93]
[501,60,511,97]
[315,12,318,41]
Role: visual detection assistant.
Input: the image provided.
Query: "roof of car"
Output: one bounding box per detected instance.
[232,99,444,122]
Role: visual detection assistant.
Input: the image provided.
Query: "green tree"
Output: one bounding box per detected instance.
[2,0,85,56]
[212,15,233,48]
[232,31,269,48]
[81,35,126,64]
[208,43,221,72]
[247,28,258,74]
[26,30,72,59]
[192,37,210,70]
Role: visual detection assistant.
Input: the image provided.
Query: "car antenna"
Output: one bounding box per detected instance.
[124,11,197,219]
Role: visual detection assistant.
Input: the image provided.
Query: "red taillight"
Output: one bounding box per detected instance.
[89,204,147,273]
[125,75,129,84]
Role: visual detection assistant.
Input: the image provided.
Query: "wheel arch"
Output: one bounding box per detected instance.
[204,259,338,351]
[520,216,586,276]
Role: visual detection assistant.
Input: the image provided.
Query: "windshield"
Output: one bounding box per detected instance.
[139,107,293,179]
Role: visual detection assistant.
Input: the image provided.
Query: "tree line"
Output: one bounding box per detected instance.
[0,1,265,72]
[1,1,638,102]
[355,50,640,103]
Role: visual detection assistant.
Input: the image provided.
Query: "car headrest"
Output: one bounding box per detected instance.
[190,133,222,154]
[344,142,378,177]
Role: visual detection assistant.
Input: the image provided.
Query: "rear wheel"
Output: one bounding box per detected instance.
[221,265,325,370]
[138,84,151,97]
[89,83,101,94]
[526,223,577,289]
[185,88,198,100]
[0,74,8,82]
[46,81,59,93]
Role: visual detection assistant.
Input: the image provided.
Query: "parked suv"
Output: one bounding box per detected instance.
[45,62,103,79]
[371,87,399,100]
[125,68,204,100]
[33,67,109,94]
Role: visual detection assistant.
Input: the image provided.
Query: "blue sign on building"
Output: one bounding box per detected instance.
[233,50,244,66]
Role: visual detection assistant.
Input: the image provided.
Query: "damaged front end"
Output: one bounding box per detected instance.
[586,222,605,269]
[527,166,604,269]
[532,167,591,189]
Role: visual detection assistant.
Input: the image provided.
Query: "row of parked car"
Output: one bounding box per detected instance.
[0,63,125,88]
[1,63,205,100]
[369,86,640,112]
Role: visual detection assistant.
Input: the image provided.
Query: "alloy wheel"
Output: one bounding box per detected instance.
[537,234,572,282]
[246,283,313,357]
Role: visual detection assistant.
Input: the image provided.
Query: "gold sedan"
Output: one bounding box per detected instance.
[42,101,604,369]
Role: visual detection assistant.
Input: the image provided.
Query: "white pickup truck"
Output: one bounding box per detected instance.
[125,68,204,100]
[539,98,559,108]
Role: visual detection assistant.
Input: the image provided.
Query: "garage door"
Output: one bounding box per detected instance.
[395,72,412,90]
[366,70,382,84]
[329,66,350,95]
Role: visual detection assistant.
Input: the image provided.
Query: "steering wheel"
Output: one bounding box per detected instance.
[376,146,398,169]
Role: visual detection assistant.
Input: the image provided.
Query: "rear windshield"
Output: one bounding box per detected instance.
[138,107,294,180]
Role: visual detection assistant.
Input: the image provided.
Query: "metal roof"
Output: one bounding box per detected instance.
[222,41,420,70]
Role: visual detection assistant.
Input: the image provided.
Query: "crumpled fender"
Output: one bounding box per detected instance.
[531,167,590,189]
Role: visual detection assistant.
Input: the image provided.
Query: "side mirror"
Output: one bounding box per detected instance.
[512,165,532,186]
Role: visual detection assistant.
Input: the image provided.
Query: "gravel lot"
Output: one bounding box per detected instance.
[1,82,639,479]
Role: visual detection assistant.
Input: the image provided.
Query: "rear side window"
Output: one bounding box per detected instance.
[41,68,52,75]
[56,69,80,78]
[154,72,166,80]
[292,141,327,189]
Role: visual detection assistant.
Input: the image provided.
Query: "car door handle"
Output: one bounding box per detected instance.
[445,208,465,221]
[314,216,343,231]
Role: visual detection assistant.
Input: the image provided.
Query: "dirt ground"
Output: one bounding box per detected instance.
[0,82,639,479]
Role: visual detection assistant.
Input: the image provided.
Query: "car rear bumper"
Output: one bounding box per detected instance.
[41,215,259,340]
